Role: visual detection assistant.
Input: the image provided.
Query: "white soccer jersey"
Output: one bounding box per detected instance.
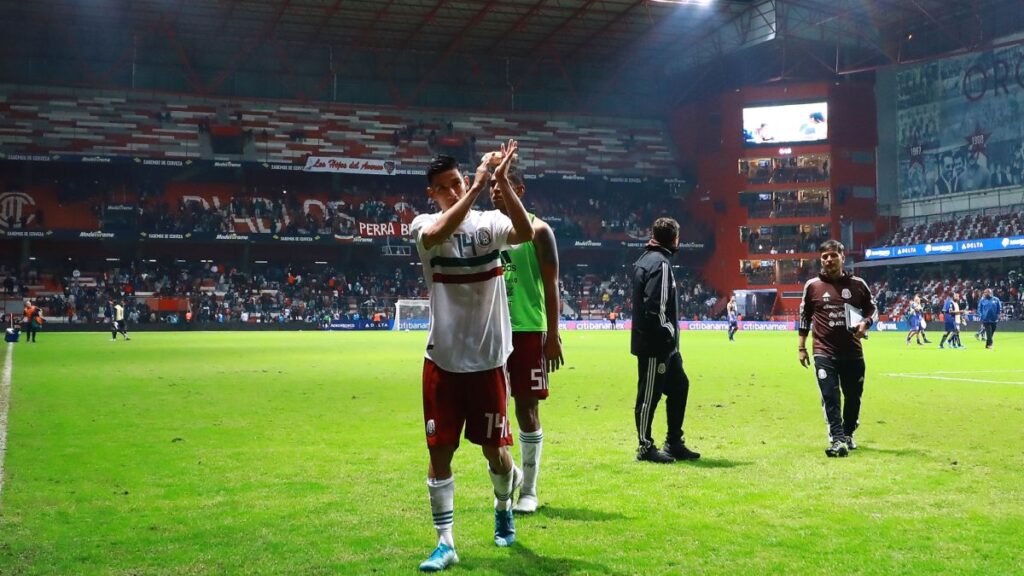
[411,209,515,373]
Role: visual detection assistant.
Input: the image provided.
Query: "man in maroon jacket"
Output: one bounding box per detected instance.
[798,239,877,457]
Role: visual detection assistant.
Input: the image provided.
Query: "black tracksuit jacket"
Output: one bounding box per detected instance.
[630,243,679,358]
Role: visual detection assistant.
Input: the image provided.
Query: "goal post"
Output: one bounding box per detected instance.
[394,298,431,331]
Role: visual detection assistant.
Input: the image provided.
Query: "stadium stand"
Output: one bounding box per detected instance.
[0,261,421,327]
[1,261,721,326]
[870,272,1023,320]
[560,269,717,322]
[0,86,680,177]
[0,164,681,243]
[879,207,1024,246]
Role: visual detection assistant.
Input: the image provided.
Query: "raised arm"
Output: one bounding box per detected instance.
[420,153,498,250]
[492,140,534,245]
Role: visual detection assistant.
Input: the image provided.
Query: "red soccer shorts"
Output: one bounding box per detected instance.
[422,359,513,448]
[507,332,550,400]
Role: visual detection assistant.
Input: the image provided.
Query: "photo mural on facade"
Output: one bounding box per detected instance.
[897,44,1024,200]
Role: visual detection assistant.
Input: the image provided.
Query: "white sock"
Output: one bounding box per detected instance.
[488,465,513,511]
[427,476,455,548]
[519,428,543,497]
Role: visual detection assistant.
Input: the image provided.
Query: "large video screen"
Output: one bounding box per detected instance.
[743,102,828,146]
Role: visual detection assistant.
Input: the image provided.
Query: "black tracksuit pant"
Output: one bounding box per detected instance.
[23,322,37,342]
[813,355,865,442]
[634,351,689,450]
[112,321,128,339]
[983,322,997,346]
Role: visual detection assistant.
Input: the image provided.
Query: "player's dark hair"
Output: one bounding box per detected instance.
[652,217,680,246]
[507,163,524,188]
[426,155,459,184]
[819,239,845,254]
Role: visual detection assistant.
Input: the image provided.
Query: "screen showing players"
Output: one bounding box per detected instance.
[743,102,828,146]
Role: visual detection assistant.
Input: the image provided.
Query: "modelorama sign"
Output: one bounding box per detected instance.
[864,234,1024,260]
[1,226,705,250]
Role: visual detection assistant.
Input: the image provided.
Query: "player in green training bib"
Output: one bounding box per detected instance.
[503,236,546,331]
[490,161,563,514]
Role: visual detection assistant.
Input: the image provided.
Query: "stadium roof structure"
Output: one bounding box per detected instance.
[662,0,1024,102]
[1,0,1023,112]
[3,0,766,66]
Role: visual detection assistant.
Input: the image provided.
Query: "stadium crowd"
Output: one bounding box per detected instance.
[116,185,432,238]
[2,260,720,327]
[77,179,683,243]
[870,270,1024,320]
[2,261,423,328]
[560,268,718,321]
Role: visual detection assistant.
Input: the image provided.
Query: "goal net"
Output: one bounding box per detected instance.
[394,298,431,331]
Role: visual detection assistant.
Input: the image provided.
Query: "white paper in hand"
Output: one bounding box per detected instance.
[845,303,868,338]
[845,303,863,327]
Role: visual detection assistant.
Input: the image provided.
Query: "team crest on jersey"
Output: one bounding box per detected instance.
[822,292,831,301]
[426,419,436,437]
[477,229,493,246]
[841,288,852,299]
[657,363,667,375]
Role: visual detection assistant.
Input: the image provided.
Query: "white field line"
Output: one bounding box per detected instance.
[0,344,12,504]
[922,370,1024,375]
[883,372,1024,385]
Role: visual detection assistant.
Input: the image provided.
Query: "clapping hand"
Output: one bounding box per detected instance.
[494,139,518,179]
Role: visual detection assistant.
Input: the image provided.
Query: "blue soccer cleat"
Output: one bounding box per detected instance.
[419,543,459,572]
[494,509,516,547]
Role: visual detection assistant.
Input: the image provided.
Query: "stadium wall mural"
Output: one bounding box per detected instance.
[897,44,1024,201]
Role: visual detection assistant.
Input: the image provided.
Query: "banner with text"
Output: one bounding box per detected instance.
[552,320,797,331]
[358,221,410,237]
[864,235,1024,260]
[326,320,394,331]
[303,157,398,175]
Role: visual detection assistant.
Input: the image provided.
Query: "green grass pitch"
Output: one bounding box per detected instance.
[1,330,1022,575]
